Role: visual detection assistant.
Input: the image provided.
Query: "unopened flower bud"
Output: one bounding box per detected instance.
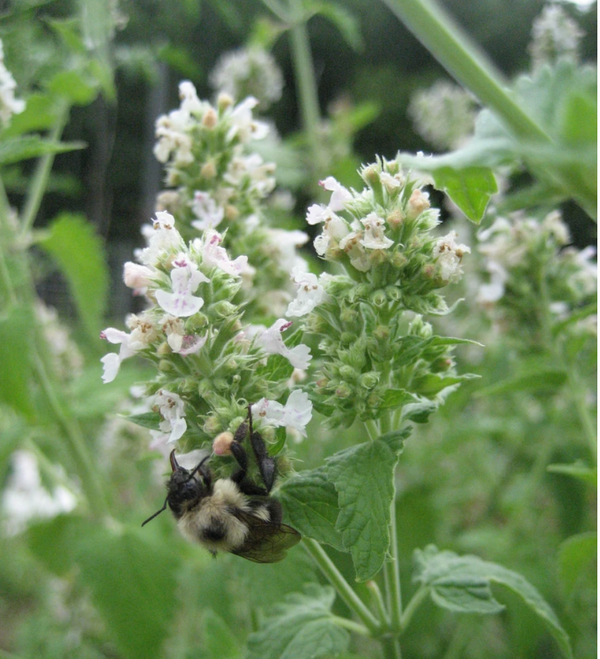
[157,342,172,356]
[387,209,404,229]
[213,431,234,456]
[339,308,359,324]
[340,332,356,346]
[203,415,221,435]
[407,189,430,219]
[211,301,237,318]
[225,205,240,221]
[339,365,357,382]
[158,358,173,371]
[370,290,387,307]
[217,92,234,111]
[431,357,453,372]
[123,262,153,289]
[373,325,390,340]
[360,372,379,389]
[390,251,408,269]
[385,285,402,301]
[202,107,218,128]
[200,161,217,179]
[335,383,352,398]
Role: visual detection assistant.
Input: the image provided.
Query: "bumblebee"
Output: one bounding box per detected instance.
[142,408,301,563]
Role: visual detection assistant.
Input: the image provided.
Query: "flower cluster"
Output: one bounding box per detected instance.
[154,80,308,320]
[0,39,25,128]
[101,213,312,457]
[408,80,477,151]
[477,210,597,342]
[209,46,284,111]
[529,4,583,70]
[285,157,473,427]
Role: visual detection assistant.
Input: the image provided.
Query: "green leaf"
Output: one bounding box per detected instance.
[476,370,567,397]
[27,514,90,576]
[122,412,162,431]
[308,1,364,51]
[0,136,85,165]
[0,420,24,485]
[76,525,181,659]
[547,462,597,487]
[400,397,438,424]
[202,609,243,659]
[380,388,415,410]
[414,545,573,659]
[247,584,350,659]
[39,213,109,341]
[326,438,399,581]
[558,532,596,597]
[3,94,59,136]
[47,70,97,105]
[379,426,411,454]
[278,466,345,552]
[0,305,34,417]
[411,372,477,397]
[430,166,497,224]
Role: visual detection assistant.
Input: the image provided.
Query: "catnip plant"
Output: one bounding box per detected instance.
[101,73,575,657]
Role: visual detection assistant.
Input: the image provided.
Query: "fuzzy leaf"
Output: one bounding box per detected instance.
[414,545,573,659]
[278,467,345,552]
[380,388,415,410]
[76,525,180,659]
[247,584,349,659]
[202,610,243,659]
[326,438,399,581]
[476,370,567,397]
[558,532,597,597]
[431,166,497,223]
[0,305,35,417]
[39,213,109,341]
[0,136,85,165]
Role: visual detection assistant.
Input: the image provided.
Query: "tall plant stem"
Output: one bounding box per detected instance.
[380,0,551,143]
[384,490,403,633]
[287,0,326,175]
[20,102,69,236]
[303,538,381,636]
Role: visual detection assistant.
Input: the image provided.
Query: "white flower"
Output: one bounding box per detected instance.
[178,80,205,115]
[139,212,184,266]
[191,191,225,230]
[433,231,470,283]
[339,231,371,272]
[286,267,329,317]
[306,203,334,225]
[155,254,208,317]
[319,176,352,211]
[256,318,312,369]
[251,390,313,437]
[100,326,146,383]
[200,230,249,276]
[123,262,154,290]
[150,389,187,444]
[228,96,269,142]
[360,213,394,250]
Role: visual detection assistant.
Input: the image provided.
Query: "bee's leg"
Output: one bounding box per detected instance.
[250,431,276,493]
[189,455,212,491]
[265,498,283,525]
[229,439,269,496]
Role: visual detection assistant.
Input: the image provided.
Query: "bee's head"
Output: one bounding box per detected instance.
[166,451,211,518]
[142,451,212,527]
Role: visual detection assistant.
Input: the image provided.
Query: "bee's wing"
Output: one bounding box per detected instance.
[231,510,301,563]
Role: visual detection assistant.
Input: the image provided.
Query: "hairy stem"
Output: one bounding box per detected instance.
[400,585,428,631]
[384,493,403,633]
[303,538,381,635]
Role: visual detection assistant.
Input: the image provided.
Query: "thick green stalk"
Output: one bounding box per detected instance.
[385,496,403,633]
[400,585,428,631]
[381,0,551,144]
[303,538,381,635]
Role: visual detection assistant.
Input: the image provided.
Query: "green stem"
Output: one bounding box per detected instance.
[384,493,403,633]
[381,0,552,143]
[400,585,428,631]
[287,0,325,174]
[330,616,370,636]
[366,580,391,626]
[20,102,70,236]
[381,635,403,659]
[303,538,381,635]
[565,362,597,460]
[364,419,380,440]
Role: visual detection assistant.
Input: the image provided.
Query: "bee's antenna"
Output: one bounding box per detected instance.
[142,497,168,527]
[247,403,253,437]
[189,455,211,481]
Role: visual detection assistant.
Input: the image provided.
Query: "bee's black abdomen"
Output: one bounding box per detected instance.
[200,518,227,542]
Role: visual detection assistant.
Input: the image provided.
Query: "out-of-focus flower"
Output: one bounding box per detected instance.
[529,4,583,69]
[0,39,25,128]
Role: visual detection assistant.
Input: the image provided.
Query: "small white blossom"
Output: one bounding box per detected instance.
[123,262,154,290]
[287,267,329,317]
[256,318,312,369]
[251,389,313,437]
[360,213,394,250]
[433,231,470,283]
[100,326,145,383]
[150,389,187,444]
[319,176,353,211]
[200,230,249,276]
[191,191,225,231]
[155,254,208,317]
[339,231,371,272]
[228,96,269,142]
[139,212,184,266]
